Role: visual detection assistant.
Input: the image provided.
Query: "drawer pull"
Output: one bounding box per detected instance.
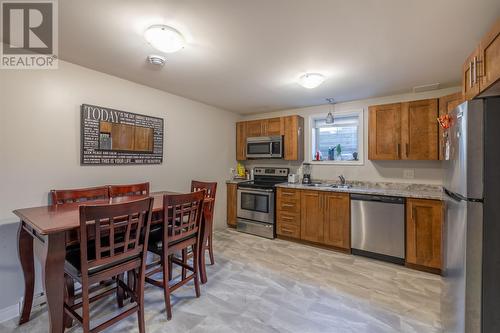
[281,216,294,220]
[282,192,295,196]
[281,228,294,234]
[282,203,294,207]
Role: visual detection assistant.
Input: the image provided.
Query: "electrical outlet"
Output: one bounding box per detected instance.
[403,169,415,179]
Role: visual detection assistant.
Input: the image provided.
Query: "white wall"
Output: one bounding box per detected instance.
[241,87,461,185]
[0,61,240,312]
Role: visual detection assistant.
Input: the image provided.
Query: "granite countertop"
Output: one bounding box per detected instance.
[275,181,443,200]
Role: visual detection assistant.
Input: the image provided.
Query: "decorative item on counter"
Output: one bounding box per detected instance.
[438,114,452,129]
[328,147,335,160]
[315,151,322,161]
[236,163,246,178]
[352,152,358,160]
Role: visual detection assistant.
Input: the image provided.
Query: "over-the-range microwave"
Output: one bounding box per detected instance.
[246,136,283,159]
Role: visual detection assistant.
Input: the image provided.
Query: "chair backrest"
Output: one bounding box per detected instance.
[191,180,217,211]
[163,190,205,244]
[50,186,109,205]
[78,197,154,274]
[109,182,150,198]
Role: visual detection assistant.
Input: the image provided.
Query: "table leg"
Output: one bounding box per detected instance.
[17,222,34,325]
[42,232,66,333]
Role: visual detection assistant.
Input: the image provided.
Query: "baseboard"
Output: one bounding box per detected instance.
[0,303,19,323]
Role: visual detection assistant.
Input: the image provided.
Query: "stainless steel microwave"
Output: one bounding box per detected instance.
[246,136,283,159]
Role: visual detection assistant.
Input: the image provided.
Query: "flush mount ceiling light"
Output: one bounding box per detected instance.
[144,25,185,53]
[298,73,326,89]
[325,98,335,124]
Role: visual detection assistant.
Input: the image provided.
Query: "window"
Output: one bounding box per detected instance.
[310,110,363,164]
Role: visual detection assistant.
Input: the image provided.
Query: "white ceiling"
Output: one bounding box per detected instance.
[58,0,499,114]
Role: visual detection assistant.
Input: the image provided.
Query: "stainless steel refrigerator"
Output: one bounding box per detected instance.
[442,97,500,333]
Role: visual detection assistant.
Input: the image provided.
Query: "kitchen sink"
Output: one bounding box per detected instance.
[330,184,352,189]
[304,183,327,187]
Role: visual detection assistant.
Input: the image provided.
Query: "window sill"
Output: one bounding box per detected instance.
[308,160,364,166]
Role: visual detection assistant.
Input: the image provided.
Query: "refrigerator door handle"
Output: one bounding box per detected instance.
[444,188,464,202]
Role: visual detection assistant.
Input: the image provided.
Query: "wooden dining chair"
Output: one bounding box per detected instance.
[108,182,150,197]
[145,190,205,320]
[63,197,154,333]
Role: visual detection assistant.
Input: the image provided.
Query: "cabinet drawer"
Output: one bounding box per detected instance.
[278,200,300,213]
[277,222,300,238]
[278,188,300,201]
[277,212,300,226]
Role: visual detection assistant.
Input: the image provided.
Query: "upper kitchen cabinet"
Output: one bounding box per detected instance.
[462,18,500,100]
[401,99,438,160]
[369,99,438,160]
[479,18,500,96]
[236,121,247,161]
[283,115,304,161]
[368,103,402,160]
[438,92,464,160]
[236,115,304,161]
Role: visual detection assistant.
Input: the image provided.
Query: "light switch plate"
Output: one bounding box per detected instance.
[403,169,415,179]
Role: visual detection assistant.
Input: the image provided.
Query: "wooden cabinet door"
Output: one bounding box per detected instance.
[276,188,301,239]
[406,199,443,270]
[368,103,401,160]
[236,121,246,160]
[462,47,481,101]
[401,99,438,160]
[226,183,237,227]
[479,18,500,94]
[245,120,263,137]
[283,115,304,161]
[438,92,464,160]
[323,193,350,249]
[263,117,283,136]
[300,190,324,243]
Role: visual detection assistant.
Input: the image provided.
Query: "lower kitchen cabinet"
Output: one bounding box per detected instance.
[406,198,443,272]
[323,192,350,250]
[276,188,301,239]
[300,190,324,243]
[226,183,237,227]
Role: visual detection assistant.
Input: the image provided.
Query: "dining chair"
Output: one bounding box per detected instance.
[179,181,217,281]
[63,197,154,333]
[109,182,150,197]
[145,190,205,320]
[50,186,110,205]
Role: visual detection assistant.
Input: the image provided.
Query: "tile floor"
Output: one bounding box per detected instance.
[0,229,444,333]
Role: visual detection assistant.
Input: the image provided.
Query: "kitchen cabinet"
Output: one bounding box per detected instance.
[300,190,324,243]
[226,183,237,227]
[236,121,246,161]
[406,198,443,272]
[368,99,438,160]
[438,92,464,160]
[461,18,500,100]
[262,117,282,136]
[368,103,402,160]
[462,47,481,101]
[479,18,500,96]
[283,115,304,161]
[245,120,264,137]
[323,193,350,250]
[401,99,438,160]
[276,188,301,239]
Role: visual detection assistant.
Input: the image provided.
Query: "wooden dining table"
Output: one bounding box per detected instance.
[13,191,213,333]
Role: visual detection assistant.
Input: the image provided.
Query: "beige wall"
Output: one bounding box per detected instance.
[241,87,461,185]
[0,61,239,228]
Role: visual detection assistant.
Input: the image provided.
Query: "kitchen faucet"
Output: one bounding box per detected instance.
[339,175,346,185]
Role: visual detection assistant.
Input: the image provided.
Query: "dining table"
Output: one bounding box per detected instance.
[13,191,213,333]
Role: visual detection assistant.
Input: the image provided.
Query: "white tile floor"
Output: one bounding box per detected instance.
[0,229,444,332]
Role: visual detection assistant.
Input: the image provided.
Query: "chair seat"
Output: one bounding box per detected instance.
[65,243,140,277]
[147,226,196,254]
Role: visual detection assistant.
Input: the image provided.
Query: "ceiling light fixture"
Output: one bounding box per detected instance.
[325,98,335,124]
[144,25,185,53]
[298,73,326,89]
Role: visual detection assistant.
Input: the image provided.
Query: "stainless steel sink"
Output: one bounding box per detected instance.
[305,183,327,187]
[330,184,352,189]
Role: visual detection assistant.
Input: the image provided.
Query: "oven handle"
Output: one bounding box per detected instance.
[237,188,274,194]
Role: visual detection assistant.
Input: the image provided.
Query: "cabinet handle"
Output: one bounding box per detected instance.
[397,143,401,159]
[406,143,409,158]
[282,192,294,196]
[282,203,294,208]
[412,208,416,222]
[281,216,294,220]
[281,228,293,234]
[473,57,477,85]
[469,61,474,88]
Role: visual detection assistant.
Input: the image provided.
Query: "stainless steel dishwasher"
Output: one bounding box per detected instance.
[350,194,405,264]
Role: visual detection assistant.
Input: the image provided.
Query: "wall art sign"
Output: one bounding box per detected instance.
[81,104,164,165]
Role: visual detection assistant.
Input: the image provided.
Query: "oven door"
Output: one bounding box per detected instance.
[237,188,275,223]
[246,136,282,158]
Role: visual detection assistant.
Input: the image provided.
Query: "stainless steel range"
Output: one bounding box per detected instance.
[237,167,289,239]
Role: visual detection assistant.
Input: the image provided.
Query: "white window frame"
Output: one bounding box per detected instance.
[307,109,364,165]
